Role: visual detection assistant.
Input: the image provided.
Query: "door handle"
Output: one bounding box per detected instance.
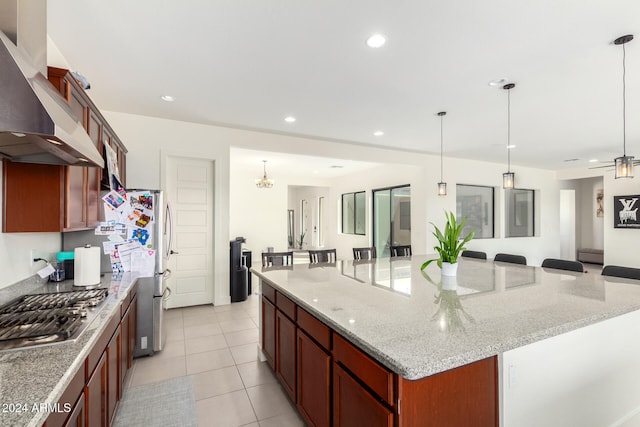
[170,250,179,255]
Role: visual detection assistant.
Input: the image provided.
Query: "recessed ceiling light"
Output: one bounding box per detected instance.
[161,95,175,102]
[284,116,296,123]
[366,34,386,48]
[488,78,509,87]
[589,159,599,163]
[373,130,384,137]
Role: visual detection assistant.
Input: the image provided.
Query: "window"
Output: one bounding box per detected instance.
[318,197,325,246]
[342,191,365,235]
[505,189,534,237]
[373,185,411,258]
[456,184,494,239]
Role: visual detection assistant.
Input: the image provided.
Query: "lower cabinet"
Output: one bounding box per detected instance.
[45,284,138,427]
[276,310,297,402]
[296,330,330,427]
[333,363,394,427]
[261,296,276,369]
[86,353,107,426]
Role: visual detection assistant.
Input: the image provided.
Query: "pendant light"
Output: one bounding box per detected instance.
[502,83,516,189]
[255,160,274,188]
[437,111,447,196]
[614,34,634,179]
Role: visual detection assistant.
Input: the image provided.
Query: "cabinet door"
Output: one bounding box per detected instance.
[64,166,86,230]
[85,352,107,427]
[85,110,102,227]
[63,392,85,427]
[262,296,276,369]
[297,330,330,427]
[129,294,138,369]
[333,364,393,427]
[107,326,121,425]
[276,311,296,402]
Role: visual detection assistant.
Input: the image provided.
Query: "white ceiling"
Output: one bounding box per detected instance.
[47,0,640,171]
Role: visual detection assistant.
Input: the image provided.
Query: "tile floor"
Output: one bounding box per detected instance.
[124,294,305,427]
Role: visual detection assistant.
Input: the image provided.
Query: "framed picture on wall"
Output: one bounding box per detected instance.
[596,189,604,218]
[613,195,640,228]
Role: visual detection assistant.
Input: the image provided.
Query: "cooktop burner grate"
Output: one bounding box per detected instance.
[0,288,109,350]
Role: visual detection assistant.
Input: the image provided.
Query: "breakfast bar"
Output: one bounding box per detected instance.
[253,257,640,427]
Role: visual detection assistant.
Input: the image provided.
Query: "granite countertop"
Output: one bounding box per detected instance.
[0,273,139,427]
[252,257,640,380]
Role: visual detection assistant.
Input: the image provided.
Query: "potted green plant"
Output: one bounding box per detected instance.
[297,231,306,249]
[421,211,474,276]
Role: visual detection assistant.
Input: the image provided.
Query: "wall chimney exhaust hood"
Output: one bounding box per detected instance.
[0,2,103,167]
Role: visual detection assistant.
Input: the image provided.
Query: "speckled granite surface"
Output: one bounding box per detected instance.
[253,257,640,380]
[0,273,139,427]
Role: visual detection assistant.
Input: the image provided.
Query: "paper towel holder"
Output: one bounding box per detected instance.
[73,244,102,288]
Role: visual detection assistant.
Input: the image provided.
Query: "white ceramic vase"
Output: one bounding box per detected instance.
[441,261,458,277]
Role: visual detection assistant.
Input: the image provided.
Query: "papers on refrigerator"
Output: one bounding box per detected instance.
[130,250,155,277]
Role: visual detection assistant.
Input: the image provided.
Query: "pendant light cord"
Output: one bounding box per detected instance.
[440,114,444,182]
[623,42,627,156]
[507,87,511,172]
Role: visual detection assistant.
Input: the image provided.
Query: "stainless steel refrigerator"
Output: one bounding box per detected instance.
[62,188,175,357]
[130,189,175,357]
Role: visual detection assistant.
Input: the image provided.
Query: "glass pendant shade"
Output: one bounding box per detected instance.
[503,172,515,189]
[437,182,447,196]
[615,155,634,179]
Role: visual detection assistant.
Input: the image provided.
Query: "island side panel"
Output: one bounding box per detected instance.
[397,356,498,427]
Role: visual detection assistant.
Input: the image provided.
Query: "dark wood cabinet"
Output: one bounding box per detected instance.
[1,66,127,233]
[261,296,276,369]
[63,392,85,427]
[276,310,296,402]
[106,325,121,425]
[296,329,330,427]
[333,363,393,427]
[85,352,107,427]
[259,277,499,427]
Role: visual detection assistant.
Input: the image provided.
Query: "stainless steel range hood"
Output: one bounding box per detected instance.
[0,1,103,167]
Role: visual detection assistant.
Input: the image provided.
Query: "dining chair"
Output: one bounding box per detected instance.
[309,249,337,264]
[601,265,640,280]
[390,245,412,257]
[494,253,527,265]
[461,250,487,260]
[353,247,376,260]
[541,258,584,273]
[262,251,294,267]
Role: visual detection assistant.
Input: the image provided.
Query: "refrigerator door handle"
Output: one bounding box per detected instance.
[162,286,172,301]
[165,202,175,260]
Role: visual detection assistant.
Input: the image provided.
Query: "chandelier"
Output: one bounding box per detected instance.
[255,160,274,189]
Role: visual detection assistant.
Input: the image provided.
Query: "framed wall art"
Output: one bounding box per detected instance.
[613,195,640,229]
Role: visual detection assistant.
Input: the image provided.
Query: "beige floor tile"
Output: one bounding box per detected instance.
[151,338,185,360]
[237,360,277,389]
[258,411,305,427]
[213,303,234,313]
[182,304,216,318]
[129,355,186,387]
[166,326,185,342]
[165,314,185,329]
[224,328,258,347]
[196,390,257,427]
[241,423,260,427]
[219,318,257,334]
[184,322,223,339]
[246,383,297,421]
[190,366,244,400]
[164,307,183,319]
[186,348,235,375]
[185,334,228,355]
[183,313,218,327]
[215,310,250,322]
[230,343,261,365]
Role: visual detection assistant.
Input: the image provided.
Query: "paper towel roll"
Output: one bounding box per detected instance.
[74,245,101,286]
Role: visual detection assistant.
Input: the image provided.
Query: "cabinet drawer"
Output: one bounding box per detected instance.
[276,292,296,321]
[86,312,119,377]
[262,281,276,304]
[297,307,330,350]
[333,334,394,405]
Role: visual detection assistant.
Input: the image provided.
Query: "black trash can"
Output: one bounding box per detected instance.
[230,237,248,302]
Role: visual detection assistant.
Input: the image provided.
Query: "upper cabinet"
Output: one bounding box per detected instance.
[2,67,128,233]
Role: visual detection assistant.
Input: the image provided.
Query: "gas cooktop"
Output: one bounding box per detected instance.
[0,289,109,351]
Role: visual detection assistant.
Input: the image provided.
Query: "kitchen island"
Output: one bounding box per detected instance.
[0,273,139,427]
[253,257,640,427]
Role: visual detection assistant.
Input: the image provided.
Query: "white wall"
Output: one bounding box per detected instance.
[0,162,61,288]
[503,309,640,427]
[288,186,330,249]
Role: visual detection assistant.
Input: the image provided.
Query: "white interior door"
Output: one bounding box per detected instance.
[165,156,214,308]
[559,189,576,260]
